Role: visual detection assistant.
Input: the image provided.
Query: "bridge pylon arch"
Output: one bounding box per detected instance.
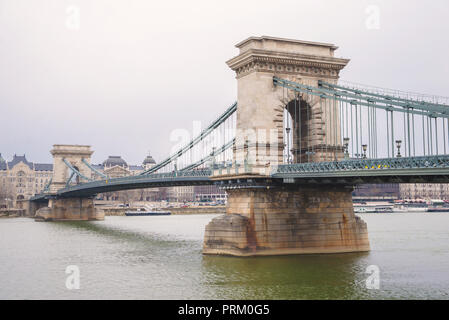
[226,36,349,175]
[49,145,93,193]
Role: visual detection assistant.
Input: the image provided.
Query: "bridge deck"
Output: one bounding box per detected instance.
[30,155,449,201]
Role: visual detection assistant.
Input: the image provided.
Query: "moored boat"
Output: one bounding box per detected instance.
[354,205,393,213]
[125,210,171,216]
[427,200,449,213]
[393,200,428,212]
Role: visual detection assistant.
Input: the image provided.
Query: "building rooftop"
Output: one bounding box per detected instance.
[143,152,156,165]
[0,154,53,171]
[8,154,33,170]
[102,156,128,168]
[34,163,53,171]
[92,164,103,170]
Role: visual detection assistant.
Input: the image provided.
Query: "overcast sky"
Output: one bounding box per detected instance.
[1,0,448,165]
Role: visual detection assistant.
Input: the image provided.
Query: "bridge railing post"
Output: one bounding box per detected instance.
[234,160,240,175]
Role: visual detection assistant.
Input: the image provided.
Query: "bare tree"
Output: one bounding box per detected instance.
[117,190,133,205]
[0,178,15,209]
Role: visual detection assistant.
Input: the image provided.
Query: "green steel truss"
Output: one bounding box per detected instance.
[82,158,108,179]
[57,169,213,198]
[273,77,449,118]
[62,158,93,182]
[180,138,235,172]
[140,102,237,175]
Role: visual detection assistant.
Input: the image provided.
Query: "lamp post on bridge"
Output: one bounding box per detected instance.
[286,127,291,164]
[173,156,178,175]
[362,144,368,159]
[305,151,316,163]
[396,140,402,158]
[344,138,350,160]
[244,139,250,171]
[210,147,216,170]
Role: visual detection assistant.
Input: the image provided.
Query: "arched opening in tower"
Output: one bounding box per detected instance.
[284,95,344,163]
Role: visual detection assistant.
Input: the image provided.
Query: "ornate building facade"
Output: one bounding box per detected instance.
[399,184,449,200]
[0,154,53,207]
[194,185,227,202]
[353,184,400,199]
[353,183,449,200]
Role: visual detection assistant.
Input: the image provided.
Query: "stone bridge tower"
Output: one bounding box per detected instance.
[226,36,349,173]
[204,36,369,256]
[33,145,103,221]
[49,145,93,193]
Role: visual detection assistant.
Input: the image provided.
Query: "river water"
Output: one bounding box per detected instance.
[0,212,448,300]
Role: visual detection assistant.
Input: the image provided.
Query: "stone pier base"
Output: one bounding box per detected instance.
[34,198,104,221]
[203,186,370,256]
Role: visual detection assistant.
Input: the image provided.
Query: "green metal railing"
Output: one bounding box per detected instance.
[59,169,212,194]
[272,155,449,176]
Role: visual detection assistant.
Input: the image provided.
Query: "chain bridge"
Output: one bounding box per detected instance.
[29,36,449,257]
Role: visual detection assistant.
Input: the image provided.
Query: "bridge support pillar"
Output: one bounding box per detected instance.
[34,198,104,222]
[26,200,49,217]
[203,186,369,256]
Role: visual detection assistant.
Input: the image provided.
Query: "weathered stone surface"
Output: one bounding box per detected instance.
[34,207,52,221]
[203,186,370,256]
[34,198,104,221]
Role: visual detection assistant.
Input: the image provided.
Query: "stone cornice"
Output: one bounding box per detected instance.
[50,145,93,157]
[227,48,350,79]
[235,36,339,51]
[51,150,94,157]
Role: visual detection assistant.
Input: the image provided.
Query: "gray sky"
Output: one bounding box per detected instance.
[1,0,448,165]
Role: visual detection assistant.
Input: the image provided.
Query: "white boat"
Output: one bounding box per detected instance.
[427,200,449,213]
[393,202,428,212]
[354,205,393,213]
[354,207,367,213]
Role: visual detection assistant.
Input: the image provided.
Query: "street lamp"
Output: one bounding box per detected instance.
[305,151,316,163]
[286,128,291,164]
[343,138,350,159]
[396,140,402,158]
[210,147,216,170]
[362,144,368,159]
[245,139,250,164]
